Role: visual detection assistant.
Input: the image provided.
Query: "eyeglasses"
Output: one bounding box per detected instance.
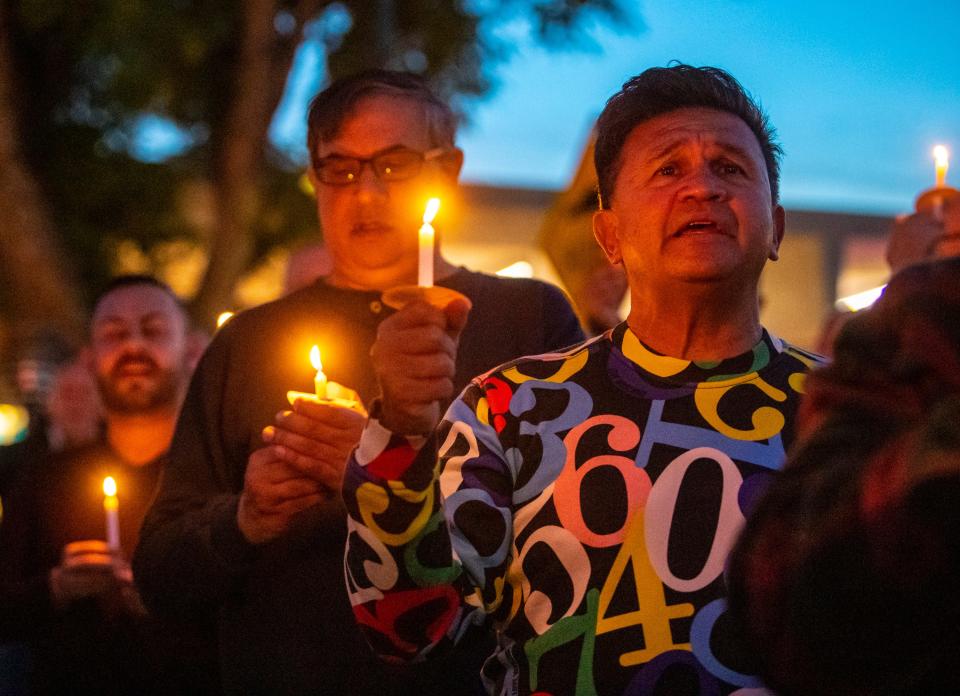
[312,147,449,186]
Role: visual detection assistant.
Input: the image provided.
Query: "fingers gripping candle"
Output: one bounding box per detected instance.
[418,198,441,287]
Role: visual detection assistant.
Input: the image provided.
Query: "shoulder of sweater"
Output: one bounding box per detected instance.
[470,332,603,384]
[770,334,829,368]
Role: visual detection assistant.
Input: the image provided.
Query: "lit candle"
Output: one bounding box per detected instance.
[102,477,120,552]
[418,198,441,287]
[934,145,949,188]
[310,345,327,399]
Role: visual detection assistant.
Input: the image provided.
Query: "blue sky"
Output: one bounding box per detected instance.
[263,1,960,215]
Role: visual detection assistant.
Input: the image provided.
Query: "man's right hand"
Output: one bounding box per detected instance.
[49,545,133,609]
[370,297,471,435]
[237,445,326,544]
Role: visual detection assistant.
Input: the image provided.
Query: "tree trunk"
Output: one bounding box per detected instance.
[189,0,323,328]
[0,9,85,349]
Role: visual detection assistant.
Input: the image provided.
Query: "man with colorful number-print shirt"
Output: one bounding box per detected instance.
[342,64,825,695]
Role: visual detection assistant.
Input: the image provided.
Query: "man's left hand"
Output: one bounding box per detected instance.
[263,399,367,494]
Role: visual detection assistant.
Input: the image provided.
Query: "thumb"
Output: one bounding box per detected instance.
[443,296,472,342]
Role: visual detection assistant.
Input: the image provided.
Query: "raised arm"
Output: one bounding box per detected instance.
[342,379,514,663]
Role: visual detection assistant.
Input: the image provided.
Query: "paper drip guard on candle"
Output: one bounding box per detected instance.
[286,382,362,410]
[381,284,471,310]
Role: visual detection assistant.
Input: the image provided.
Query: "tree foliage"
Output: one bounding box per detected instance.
[0,0,627,340]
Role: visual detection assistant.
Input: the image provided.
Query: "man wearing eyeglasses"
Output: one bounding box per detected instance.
[133,70,584,695]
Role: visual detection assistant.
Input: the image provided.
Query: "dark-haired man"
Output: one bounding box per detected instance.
[0,276,211,694]
[134,70,584,694]
[343,64,825,694]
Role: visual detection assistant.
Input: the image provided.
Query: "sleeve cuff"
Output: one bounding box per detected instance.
[355,400,429,467]
[209,495,259,565]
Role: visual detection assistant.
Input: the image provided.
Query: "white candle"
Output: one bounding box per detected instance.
[102,477,120,552]
[934,145,949,188]
[418,198,441,287]
[310,345,327,399]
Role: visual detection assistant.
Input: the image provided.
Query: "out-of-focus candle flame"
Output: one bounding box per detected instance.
[103,476,117,498]
[934,145,949,188]
[0,403,30,445]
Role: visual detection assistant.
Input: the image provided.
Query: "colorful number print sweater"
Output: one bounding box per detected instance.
[343,322,824,695]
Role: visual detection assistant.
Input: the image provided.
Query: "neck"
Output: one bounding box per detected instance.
[626,280,762,361]
[327,253,458,291]
[104,409,178,466]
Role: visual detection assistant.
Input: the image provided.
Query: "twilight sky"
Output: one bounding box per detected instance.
[266,0,960,215]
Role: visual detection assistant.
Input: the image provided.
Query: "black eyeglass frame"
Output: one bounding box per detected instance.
[311,147,450,186]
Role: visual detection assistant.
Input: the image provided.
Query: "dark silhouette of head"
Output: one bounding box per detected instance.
[728,257,960,696]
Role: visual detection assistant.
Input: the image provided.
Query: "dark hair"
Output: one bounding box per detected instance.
[727,257,960,696]
[92,274,185,318]
[593,64,782,208]
[306,69,458,170]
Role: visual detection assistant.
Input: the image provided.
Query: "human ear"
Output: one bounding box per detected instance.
[440,147,464,182]
[593,209,623,265]
[769,205,785,261]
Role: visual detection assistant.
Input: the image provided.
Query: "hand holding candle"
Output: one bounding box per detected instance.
[102,476,120,552]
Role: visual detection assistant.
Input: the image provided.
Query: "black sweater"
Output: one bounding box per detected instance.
[133,269,584,695]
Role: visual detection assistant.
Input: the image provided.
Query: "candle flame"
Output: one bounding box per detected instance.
[216,311,235,328]
[310,345,323,372]
[423,198,441,224]
[103,477,117,497]
[934,145,949,168]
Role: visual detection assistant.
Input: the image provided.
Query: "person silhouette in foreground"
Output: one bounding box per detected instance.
[728,256,960,696]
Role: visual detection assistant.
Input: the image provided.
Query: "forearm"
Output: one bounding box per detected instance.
[342,415,462,662]
[134,488,254,619]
